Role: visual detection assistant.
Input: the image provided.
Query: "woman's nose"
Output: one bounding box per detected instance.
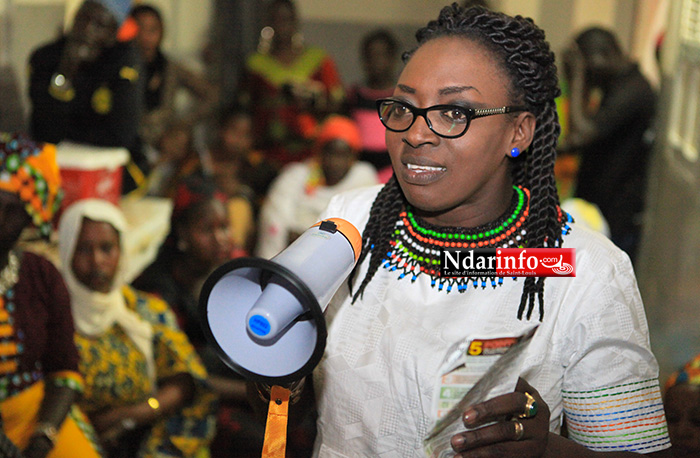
[404,113,437,147]
[92,250,106,267]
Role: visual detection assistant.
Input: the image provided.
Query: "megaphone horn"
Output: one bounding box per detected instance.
[199,218,362,386]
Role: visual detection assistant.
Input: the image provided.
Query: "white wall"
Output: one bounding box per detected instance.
[136,0,212,62]
[63,0,212,60]
[499,0,542,20]
[296,0,622,32]
[296,0,450,25]
[295,0,545,25]
[1,0,646,123]
[571,0,617,31]
[296,0,635,87]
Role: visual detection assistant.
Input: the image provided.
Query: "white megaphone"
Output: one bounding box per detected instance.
[199,218,361,385]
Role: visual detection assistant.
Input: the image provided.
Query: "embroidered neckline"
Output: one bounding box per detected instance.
[380,187,573,293]
[0,250,21,384]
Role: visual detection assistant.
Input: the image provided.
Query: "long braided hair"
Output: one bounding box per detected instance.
[349,4,562,321]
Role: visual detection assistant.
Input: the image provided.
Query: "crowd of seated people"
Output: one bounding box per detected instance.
[4,0,389,455]
[2,0,688,456]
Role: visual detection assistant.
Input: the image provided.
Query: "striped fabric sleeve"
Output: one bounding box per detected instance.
[48,370,84,393]
[562,378,671,453]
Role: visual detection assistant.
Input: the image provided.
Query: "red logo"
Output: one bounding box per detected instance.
[441,248,576,277]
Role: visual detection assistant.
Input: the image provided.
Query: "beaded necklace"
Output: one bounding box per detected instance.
[0,251,23,396]
[382,185,532,293]
[0,251,19,297]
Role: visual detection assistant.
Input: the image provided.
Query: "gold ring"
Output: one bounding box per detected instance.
[518,392,538,419]
[512,419,525,441]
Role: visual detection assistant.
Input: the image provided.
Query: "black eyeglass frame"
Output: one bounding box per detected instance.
[375,98,528,139]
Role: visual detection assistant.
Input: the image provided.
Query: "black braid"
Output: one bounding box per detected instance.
[349,175,405,302]
[351,4,563,321]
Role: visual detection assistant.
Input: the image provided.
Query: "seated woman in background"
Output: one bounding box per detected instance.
[134,176,233,358]
[0,133,101,458]
[238,0,345,167]
[664,354,700,456]
[345,28,400,176]
[133,177,265,457]
[130,3,218,151]
[211,158,256,256]
[57,199,216,458]
[209,106,278,210]
[256,115,378,259]
[145,121,204,199]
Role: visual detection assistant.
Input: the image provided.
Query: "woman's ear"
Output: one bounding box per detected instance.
[510,111,536,155]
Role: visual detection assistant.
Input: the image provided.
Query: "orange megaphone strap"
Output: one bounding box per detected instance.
[261,385,290,458]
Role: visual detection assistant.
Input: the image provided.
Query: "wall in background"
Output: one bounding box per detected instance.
[62,0,212,59]
[296,0,642,88]
[1,0,653,125]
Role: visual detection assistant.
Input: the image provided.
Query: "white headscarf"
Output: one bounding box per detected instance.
[58,199,156,387]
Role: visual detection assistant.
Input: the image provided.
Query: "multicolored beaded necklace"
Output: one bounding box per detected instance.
[382,185,537,293]
[0,251,27,398]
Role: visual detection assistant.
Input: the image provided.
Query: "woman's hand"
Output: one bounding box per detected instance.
[450,377,550,458]
[90,405,134,434]
[97,421,129,450]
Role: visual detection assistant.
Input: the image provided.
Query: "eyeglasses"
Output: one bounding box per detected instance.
[376,99,527,139]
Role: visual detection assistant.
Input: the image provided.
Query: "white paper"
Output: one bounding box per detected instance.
[423,326,538,457]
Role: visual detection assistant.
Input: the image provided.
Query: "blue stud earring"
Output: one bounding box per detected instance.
[510,147,521,158]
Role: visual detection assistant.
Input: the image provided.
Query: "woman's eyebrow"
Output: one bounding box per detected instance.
[395,84,481,96]
[439,85,480,96]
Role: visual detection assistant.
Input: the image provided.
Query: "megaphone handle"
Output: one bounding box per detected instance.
[261,385,291,458]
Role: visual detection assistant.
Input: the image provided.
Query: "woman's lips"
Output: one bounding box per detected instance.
[407,163,446,172]
[400,161,447,185]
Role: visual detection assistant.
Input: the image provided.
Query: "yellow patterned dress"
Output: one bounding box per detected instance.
[75,286,216,457]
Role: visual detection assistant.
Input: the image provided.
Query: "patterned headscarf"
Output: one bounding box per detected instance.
[665,353,700,391]
[0,133,62,237]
